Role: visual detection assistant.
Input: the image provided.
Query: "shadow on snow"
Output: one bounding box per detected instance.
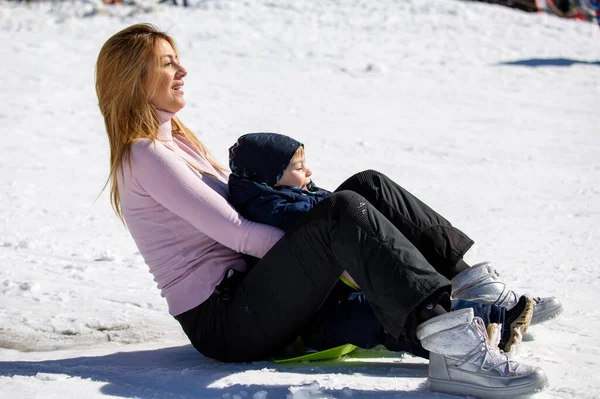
[496,58,600,67]
[0,345,438,398]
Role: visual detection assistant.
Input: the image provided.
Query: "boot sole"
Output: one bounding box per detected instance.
[531,303,564,325]
[503,297,534,352]
[429,374,549,399]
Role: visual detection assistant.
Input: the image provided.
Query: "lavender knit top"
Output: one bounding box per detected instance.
[119,111,284,316]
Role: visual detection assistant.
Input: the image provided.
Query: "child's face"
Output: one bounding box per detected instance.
[276,154,312,189]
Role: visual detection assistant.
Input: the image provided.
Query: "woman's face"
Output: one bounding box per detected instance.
[146,39,187,113]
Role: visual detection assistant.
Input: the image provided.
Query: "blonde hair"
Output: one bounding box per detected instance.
[291,145,304,160]
[95,23,225,223]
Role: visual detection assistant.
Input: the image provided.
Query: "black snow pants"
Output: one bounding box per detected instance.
[175,170,474,362]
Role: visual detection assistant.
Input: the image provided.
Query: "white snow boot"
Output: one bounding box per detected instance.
[416,308,548,398]
[451,261,563,325]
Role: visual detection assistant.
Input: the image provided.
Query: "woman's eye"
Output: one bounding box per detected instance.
[163,62,173,67]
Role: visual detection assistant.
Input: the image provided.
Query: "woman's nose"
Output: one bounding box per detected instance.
[176,63,187,77]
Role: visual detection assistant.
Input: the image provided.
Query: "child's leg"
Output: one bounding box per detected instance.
[451,299,506,325]
[300,282,429,358]
[300,283,384,351]
[451,297,534,352]
[299,293,532,357]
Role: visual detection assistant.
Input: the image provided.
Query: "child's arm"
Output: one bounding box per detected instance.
[229,177,321,231]
[245,193,317,231]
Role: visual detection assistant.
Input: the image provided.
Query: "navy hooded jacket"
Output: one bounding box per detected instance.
[228,133,331,231]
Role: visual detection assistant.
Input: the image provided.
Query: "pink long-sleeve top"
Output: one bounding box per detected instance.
[119,111,284,316]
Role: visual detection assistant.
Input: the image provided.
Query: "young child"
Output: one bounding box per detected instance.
[228,132,330,231]
[227,132,533,354]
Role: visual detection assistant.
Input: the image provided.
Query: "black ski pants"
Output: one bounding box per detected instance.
[175,170,474,362]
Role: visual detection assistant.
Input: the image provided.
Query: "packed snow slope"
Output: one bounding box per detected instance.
[0,0,598,398]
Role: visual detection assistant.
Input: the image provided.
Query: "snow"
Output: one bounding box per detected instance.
[0,0,598,397]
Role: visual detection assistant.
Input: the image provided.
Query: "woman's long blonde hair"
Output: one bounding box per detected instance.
[95,23,225,223]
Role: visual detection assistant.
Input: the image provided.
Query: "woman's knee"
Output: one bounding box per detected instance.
[322,191,375,225]
[359,169,381,178]
[356,169,384,180]
[328,190,368,209]
[337,169,384,192]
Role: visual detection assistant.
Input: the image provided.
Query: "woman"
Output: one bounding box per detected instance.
[96,23,559,398]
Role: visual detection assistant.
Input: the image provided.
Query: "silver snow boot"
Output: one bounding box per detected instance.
[416,308,548,398]
[451,261,563,325]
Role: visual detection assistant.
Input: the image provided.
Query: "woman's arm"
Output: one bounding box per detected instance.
[128,140,284,258]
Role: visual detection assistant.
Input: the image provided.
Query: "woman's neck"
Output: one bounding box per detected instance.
[157,109,176,125]
[157,109,176,141]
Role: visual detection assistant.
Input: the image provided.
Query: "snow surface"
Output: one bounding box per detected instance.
[0,0,598,397]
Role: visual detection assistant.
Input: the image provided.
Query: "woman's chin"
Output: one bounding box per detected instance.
[169,103,186,113]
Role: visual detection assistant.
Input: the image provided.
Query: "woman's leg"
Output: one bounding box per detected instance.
[336,171,562,324]
[180,190,450,362]
[335,170,473,280]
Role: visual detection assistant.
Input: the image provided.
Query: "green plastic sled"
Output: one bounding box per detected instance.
[273,343,357,363]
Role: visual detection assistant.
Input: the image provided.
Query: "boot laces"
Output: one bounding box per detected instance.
[492,268,519,303]
[455,317,516,375]
[494,269,544,306]
[453,265,518,307]
[483,268,518,306]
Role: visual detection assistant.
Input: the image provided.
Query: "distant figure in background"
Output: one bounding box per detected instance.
[585,0,600,26]
[544,0,600,26]
[472,0,600,26]
[471,0,540,12]
[159,0,189,7]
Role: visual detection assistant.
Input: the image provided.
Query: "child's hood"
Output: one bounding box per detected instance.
[228,132,302,187]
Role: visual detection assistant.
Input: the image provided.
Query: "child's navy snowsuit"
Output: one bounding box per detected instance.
[228,132,330,231]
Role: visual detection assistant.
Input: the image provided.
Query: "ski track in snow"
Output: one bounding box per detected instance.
[0,0,599,397]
